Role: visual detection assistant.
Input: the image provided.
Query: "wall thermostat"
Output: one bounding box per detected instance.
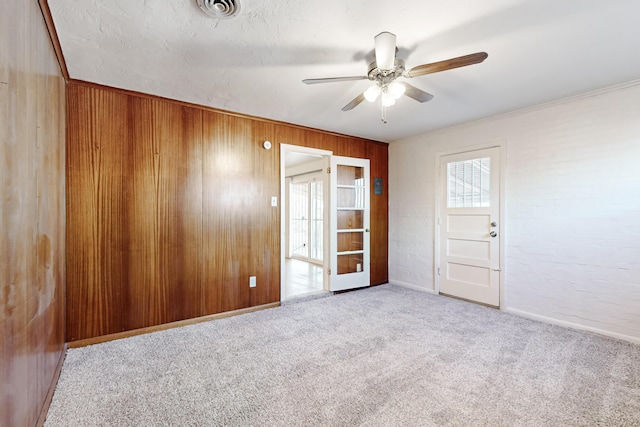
[263,140,272,150]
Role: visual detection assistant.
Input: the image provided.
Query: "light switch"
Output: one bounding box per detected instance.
[271,196,278,207]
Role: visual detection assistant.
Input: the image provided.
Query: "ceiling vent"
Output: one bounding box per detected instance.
[197,0,241,19]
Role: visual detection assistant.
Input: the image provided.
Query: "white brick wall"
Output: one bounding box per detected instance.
[389,82,640,342]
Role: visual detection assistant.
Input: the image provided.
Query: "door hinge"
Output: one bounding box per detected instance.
[326,167,331,174]
[437,267,441,276]
[327,268,332,275]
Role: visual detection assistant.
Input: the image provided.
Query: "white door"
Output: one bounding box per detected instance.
[329,156,370,291]
[439,147,501,306]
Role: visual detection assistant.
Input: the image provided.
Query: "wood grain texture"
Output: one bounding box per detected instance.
[66,87,204,340]
[66,82,387,342]
[66,86,129,340]
[201,114,280,314]
[250,121,281,306]
[367,141,389,285]
[0,1,66,425]
[125,98,203,329]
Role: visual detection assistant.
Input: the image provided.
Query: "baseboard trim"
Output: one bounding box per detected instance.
[37,343,67,426]
[389,280,437,295]
[504,307,640,345]
[68,303,281,348]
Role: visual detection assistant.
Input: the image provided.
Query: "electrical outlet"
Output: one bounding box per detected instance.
[249,276,256,288]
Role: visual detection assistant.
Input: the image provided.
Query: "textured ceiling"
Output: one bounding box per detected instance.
[48,0,640,143]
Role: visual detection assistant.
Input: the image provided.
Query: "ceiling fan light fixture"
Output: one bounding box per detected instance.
[364,85,381,102]
[374,31,396,71]
[381,91,396,107]
[388,81,406,99]
[302,31,486,123]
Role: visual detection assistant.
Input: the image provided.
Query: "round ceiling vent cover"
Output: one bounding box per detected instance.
[197,0,241,19]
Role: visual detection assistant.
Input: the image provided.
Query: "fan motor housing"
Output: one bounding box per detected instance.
[368,58,405,83]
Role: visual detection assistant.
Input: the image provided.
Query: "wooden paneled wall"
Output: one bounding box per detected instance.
[0,1,66,426]
[66,83,388,342]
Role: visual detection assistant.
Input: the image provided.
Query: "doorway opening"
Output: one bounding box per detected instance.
[280,146,372,301]
[281,145,332,301]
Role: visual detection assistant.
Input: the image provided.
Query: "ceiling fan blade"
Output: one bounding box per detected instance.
[407,52,488,78]
[401,82,434,103]
[302,76,368,84]
[342,92,366,111]
[374,31,397,71]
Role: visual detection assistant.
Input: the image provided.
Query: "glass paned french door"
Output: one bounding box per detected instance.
[329,156,370,291]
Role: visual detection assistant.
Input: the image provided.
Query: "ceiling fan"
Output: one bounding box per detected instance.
[303,32,488,123]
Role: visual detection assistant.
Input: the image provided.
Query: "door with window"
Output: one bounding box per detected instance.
[439,147,501,306]
[329,156,370,291]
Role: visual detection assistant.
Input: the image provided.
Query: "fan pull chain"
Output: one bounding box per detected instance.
[381,102,388,124]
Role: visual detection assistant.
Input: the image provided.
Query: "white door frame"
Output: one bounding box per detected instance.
[280,144,333,300]
[434,140,507,308]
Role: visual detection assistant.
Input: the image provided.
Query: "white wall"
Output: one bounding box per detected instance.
[389,82,640,343]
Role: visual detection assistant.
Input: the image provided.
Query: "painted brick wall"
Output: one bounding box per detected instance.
[389,82,640,343]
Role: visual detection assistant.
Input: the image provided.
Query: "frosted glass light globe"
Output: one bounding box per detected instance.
[364,85,381,102]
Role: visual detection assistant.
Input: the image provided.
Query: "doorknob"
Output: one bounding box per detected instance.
[490,231,497,238]
[491,222,498,227]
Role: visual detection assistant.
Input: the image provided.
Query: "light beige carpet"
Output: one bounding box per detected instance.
[46,285,640,426]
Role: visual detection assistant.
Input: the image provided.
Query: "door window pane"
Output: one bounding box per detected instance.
[338,231,363,252]
[447,157,490,208]
[337,187,365,209]
[337,165,364,185]
[337,210,363,229]
[337,254,363,275]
